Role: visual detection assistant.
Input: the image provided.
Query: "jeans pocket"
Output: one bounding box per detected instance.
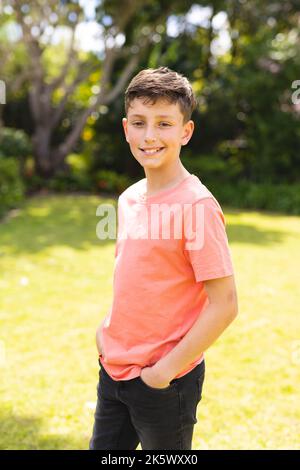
[138,376,176,392]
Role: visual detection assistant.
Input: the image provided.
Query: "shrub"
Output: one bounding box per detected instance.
[66,153,92,175]
[0,127,32,159]
[47,172,92,192]
[93,170,133,195]
[181,153,228,181]
[0,157,25,218]
[207,180,300,215]
[24,154,93,193]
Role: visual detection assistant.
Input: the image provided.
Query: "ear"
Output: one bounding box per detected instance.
[122,117,129,142]
[181,120,195,146]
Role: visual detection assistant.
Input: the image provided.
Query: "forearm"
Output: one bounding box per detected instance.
[152,302,237,382]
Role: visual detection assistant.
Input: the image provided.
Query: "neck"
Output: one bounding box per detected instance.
[144,161,191,197]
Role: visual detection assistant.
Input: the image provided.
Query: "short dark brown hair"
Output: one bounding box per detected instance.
[124,67,197,123]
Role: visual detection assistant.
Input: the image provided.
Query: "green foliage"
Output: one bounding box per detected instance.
[181,153,228,180]
[0,157,24,218]
[207,181,300,215]
[66,153,92,174]
[47,172,92,192]
[180,153,300,213]
[24,171,91,194]
[2,0,300,211]
[0,127,32,159]
[93,169,133,194]
[23,154,133,196]
[23,153,93,193]
[50,153,93,191]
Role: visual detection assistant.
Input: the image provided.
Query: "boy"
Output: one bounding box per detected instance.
[89,67,238,450]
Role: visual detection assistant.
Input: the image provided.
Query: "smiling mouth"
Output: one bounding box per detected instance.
[139,147,165,155]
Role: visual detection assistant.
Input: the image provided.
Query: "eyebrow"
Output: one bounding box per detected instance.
[129,114,174,119]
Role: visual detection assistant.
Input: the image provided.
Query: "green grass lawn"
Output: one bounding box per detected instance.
[0,193,299,449]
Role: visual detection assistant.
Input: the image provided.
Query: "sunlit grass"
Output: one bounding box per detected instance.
[0,195,299,449]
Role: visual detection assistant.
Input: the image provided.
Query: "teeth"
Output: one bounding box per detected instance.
[142,148,163,154]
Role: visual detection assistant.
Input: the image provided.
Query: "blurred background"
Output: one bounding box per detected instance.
[0,0,299,450]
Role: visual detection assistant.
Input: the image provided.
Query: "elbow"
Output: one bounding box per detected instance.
[227,288,239,322]
[228,302,239,322]
[220,298,238,324]
[213,301,238,325]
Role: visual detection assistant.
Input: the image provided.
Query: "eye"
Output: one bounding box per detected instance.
[131,121,171,127]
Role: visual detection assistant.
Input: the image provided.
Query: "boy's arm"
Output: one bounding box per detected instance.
[143,274,238,388]
[96,317,106,355]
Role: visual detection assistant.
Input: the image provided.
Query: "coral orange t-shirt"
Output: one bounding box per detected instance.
[99,174,234,381]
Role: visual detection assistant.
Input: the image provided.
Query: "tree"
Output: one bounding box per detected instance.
[4,0,193,178]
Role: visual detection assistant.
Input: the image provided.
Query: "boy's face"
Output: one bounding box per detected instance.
[122,97,194,171]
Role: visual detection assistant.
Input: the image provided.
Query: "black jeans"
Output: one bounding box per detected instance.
[89,359,205,450]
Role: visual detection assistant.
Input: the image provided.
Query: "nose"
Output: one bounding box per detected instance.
[144,126,157,143]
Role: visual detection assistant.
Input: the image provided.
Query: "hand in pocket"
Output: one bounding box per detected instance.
[140,366,172,389]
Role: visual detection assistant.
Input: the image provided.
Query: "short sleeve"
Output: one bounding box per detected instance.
[183,197,234,282]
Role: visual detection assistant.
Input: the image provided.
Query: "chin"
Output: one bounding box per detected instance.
[142,161,163,169]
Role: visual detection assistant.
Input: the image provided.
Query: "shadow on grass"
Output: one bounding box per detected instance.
[226,223,287,246]
[223,206,297,245]
[0,194,117,255]
[0,408,88,450]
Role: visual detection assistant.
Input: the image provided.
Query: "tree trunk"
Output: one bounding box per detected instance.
[32,126,55,178]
